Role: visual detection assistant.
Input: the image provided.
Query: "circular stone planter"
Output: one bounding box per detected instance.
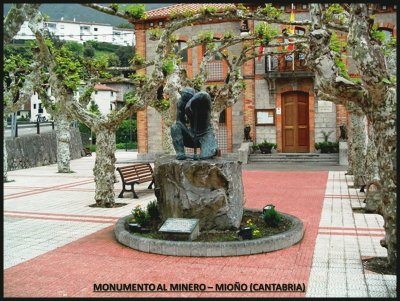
[114,211,304,257]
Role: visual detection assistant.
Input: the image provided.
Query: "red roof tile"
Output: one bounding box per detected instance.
[94,84,118,92]
[145,3,236,20]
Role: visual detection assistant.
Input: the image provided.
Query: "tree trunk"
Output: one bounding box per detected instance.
[161,111,174,155]
[93,126,117,207]
[55,112,72,173]
[364,122,381,213]
[365,122,380,181]
[371,90,397,270]
[3,116,9,182]
[347,104,367,187]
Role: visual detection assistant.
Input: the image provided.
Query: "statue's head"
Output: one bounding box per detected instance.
[180,87,196,103]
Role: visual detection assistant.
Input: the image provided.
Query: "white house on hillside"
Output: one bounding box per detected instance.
[89,84,118,116]
[14,19,135,46]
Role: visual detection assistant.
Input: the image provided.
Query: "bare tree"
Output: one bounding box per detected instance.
[307,3,396,271]
[3,3,41,182]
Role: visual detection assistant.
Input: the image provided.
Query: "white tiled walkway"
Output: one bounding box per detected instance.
[306,171,396,298]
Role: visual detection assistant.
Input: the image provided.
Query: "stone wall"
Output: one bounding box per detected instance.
[6,128,83,171]
[314,98,337,143]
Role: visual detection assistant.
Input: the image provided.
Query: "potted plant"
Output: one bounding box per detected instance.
[315,131,339,153]
[257,139,276,154]
[238,227,253,240]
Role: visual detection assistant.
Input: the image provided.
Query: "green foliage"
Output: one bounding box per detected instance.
[116,118,137,144]
[109,3,119,12]
[161,58,174,76]
[115,46,134,67]
[124,4,145,20]
[147,200,160,220]
[88,100,100,116]
[245,219,262,239]
[53,45,83,91]
[315,141,339,153]
[107,53,121,67]
[334,57,350,80]
[116,23,132,29]
[263,205,281,227]
[149,28,162,40]
[329,31,346,53]
[85,41,120,53]
[83,45,95,58]
[254,23,278,46]
[321,130,333,142]
[4,41,34,62]
[64,41,84,57]
[236,4,249,13]
[116,142,137,149]
[84,144,96,152]
[200,5,217,15]
[371,24,386,43]
[124,90,139,105]
[152,98,170,112]
[223,31,234,40]
[324,4,345,23]
[259,4,282,19]
[4,53,29,73]
[257,139,276,149]
[131,205,150,226]
[130,54,145,65]
[198,31,214,43]
[129,73,147,83]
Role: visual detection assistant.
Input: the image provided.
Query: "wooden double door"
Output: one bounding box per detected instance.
[282,91,310,153]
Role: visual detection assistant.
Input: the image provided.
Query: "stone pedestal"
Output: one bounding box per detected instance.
[339,141,348,166]
[154,156,244,230]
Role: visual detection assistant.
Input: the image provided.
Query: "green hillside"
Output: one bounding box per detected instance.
[3,3,172,27]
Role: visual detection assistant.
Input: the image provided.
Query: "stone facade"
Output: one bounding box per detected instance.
[6,128,83,171]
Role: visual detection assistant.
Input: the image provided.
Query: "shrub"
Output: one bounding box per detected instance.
[131,205,150,227]
[263,205,281,227]
[147,200,160,220]
[245,219,262,239]
[116,142,137,150]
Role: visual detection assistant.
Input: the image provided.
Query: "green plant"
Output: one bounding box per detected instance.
[131,205,150,227]
[116,142,137,150]
[245,219,262,239]
[321,130,333,142]
[258,139,276,148]
[124,4,145,20]
[84,144,96,152]
[263,205,281,227]
[147,200,160,220]
[254,22,278,46]
[315,141,339,153]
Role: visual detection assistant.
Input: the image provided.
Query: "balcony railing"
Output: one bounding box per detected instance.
[265,53,311,75]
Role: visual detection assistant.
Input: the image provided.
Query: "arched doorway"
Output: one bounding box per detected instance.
[282,91,309,152]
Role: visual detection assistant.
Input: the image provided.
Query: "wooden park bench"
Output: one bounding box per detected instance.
[116,163,154,199]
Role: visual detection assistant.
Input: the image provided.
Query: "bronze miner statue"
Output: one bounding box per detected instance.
[171,87,218,160]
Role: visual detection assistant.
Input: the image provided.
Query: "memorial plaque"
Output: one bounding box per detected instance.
[158,218,200,241]
[318,100,333,113]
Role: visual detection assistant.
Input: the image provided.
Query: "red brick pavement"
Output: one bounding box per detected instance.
[4,171,328,297]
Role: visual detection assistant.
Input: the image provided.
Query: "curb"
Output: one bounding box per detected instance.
[114,210,304,257]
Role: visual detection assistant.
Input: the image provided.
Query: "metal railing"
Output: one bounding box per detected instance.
[6,121,55,138]
[265,53,308,73]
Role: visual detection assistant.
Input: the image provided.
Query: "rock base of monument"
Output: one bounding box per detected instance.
[154,155,244,231]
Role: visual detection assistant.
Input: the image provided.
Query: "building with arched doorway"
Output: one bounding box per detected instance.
[130,3,396,159]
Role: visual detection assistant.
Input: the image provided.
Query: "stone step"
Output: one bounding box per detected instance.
[248,153,339,164]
